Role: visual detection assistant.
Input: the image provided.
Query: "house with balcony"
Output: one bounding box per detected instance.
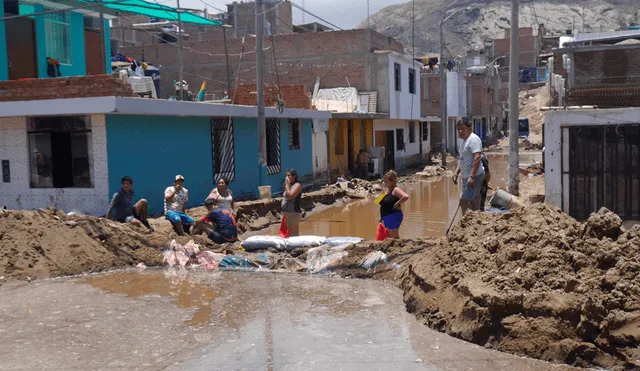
[0,0,219,81]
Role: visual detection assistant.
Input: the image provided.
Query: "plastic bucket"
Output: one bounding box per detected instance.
[489,188,513,209]
[258,185,272,200]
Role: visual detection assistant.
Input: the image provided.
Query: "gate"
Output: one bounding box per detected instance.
[563,124,640,219]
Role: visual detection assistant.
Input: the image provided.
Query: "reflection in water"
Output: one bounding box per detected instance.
[263,153,539,240]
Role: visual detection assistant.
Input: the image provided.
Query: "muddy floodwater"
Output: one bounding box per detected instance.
[0,270,580,371]
[267,153,544,240]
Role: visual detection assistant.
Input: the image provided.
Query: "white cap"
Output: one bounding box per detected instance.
[175,175,185,181]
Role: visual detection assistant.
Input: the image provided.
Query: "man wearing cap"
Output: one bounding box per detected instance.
[164,175,195,236]
[452,119,485,213]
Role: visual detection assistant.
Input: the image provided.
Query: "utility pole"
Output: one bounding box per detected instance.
[508,0,520,195]
[176,0,185,100]
[99,0,106,74]
[256,0,267,174]
[222,25,232,96]
[367,0,370,29]
[439,21,448,166]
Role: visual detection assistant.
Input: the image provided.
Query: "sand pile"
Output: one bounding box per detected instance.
[394,204,640,370]
[0,208,219,280]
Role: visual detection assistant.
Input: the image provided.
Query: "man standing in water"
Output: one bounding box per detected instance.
[453,120,485,213]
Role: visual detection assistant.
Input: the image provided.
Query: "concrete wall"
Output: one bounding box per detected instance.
[544,107,640,214]
[446,72,466,117]
[0,114,109,215]
[388,53,422,120]
[105,114,314,215]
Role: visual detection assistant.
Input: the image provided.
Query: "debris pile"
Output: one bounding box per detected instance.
[395,204,640,369]
[415,165,447,178]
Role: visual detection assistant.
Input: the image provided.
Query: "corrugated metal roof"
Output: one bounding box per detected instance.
[572,29,640,44]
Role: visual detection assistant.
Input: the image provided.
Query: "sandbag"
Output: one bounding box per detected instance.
[240,236,287,252]
[325,236,364,247]
[285,235,327,250]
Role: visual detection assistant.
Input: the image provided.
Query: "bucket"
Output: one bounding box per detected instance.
[258,185,272,200]
[490,188,525,210]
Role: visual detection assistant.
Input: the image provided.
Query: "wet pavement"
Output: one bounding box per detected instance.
[0,269,580,371]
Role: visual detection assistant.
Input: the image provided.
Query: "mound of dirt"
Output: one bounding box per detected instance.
[390,204,640,370]
[0,208,220,281]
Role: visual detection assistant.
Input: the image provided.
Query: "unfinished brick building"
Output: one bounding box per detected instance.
[119,29,404,100]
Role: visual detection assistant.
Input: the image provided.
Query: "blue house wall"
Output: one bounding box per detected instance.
[0,1,111,80]
[105,114,314,215]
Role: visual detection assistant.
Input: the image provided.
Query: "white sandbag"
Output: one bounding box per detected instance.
[285,235,327,250]
[325,237,363,247]
[240,235,288,252]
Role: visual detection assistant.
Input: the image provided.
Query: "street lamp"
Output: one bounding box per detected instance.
[439,6,471,167]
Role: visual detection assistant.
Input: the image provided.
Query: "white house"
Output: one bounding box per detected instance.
[368,51,427,171]
[544,107,640,220]
[446,71,468,153]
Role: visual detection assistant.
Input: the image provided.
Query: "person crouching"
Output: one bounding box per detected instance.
[192,199,239,244]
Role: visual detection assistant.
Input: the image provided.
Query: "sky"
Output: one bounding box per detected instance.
[159,0,409,29]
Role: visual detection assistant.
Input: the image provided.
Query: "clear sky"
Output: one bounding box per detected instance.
[158,0,409,29]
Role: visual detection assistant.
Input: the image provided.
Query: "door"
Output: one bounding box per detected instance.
[385,130,395,171]
[6,17,38,80]
[85,28,104,75]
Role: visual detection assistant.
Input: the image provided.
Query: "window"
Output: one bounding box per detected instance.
[409,122,416,143]
[335,121,344,155]
[288,119,301,150]
[409,68,416,94]
[211,118,235,182]
[266,118,281,175]
[422,122,429,141]
[44,10,72,64]
[394,63,401,91]
[28,116,93,188]
[396,128,405,151]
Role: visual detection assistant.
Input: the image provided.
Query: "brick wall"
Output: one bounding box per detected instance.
[573,47,640,87]
[420,73,440,117]
[231,84,311,109]
[0,75,136,102]
[120,29,404,99]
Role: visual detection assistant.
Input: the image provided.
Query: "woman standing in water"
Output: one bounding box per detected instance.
[379,170,409,239]
[281,169,303,236]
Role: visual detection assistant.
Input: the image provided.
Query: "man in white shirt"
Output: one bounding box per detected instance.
[452,120,486,213]
[164,175,195,236]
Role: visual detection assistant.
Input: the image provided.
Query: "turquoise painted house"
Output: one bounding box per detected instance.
[0,97,331,215]
[0,0,112,80]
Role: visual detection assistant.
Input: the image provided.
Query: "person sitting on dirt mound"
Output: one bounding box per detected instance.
[164,175,195,236]
[106,176,154,231]
[453,119,485,214]
[192,199,238,244]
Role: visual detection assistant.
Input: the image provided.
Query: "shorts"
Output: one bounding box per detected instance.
[118,208,140,223]
[460,173,486,202]
[381,211,403,230]
[283,212,302,229]
[208,228,238,244]
[165,210,195,225]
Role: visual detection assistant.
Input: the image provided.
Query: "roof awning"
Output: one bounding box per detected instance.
[77,0,221,25]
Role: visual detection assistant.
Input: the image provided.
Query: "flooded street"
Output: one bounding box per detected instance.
[271,152,543,240]
[0,270,578,371]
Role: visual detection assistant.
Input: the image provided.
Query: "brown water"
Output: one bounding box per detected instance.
[266,153,542,240]
[0,270,581,370]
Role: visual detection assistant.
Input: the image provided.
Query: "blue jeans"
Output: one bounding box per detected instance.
[165,210,195,226]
